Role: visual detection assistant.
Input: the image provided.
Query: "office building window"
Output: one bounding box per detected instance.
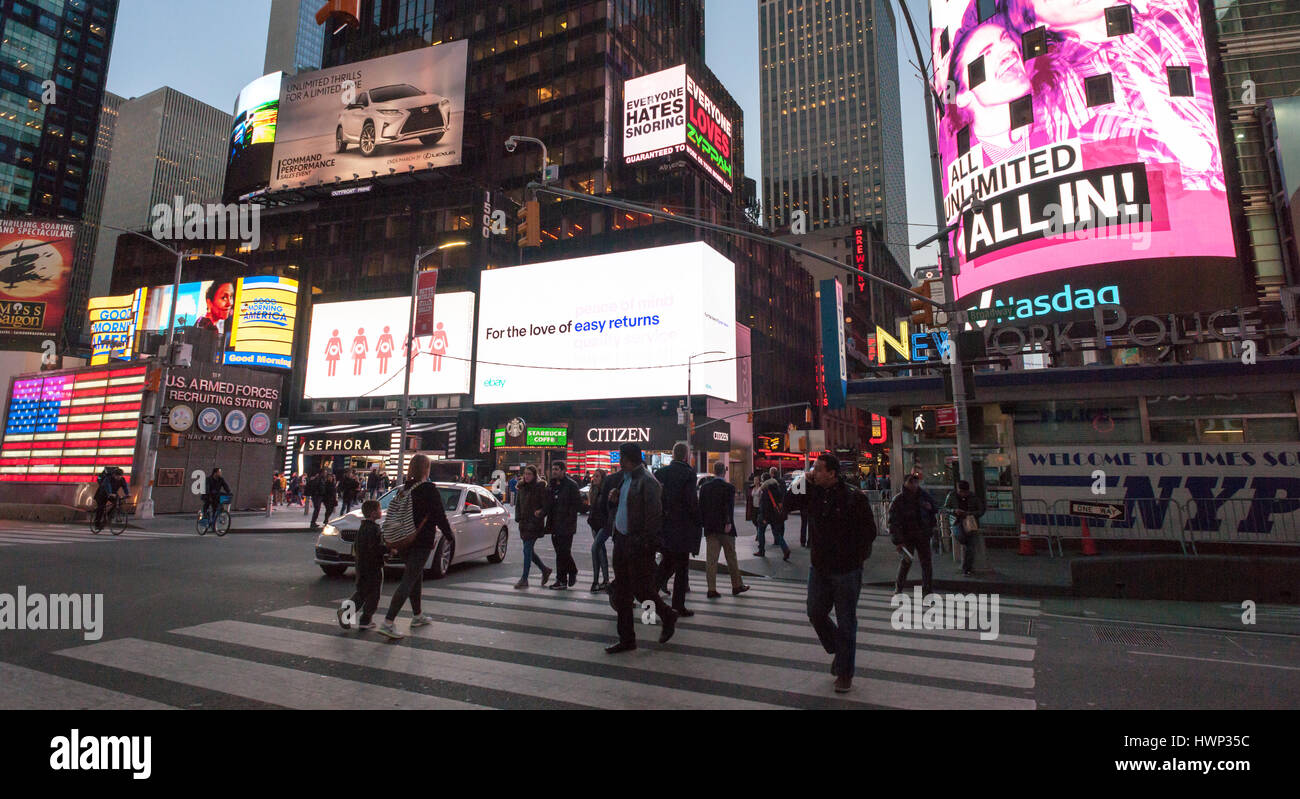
[1085,74,1115,106]
[1105,4,1134,36]
[968,55,986,89]
[957,125,971,156]
[1010,94,1034,129]
[940,28,950,57]
[978,0,997,22]
[1167,66,1193,97]
[1022,26,1046,60]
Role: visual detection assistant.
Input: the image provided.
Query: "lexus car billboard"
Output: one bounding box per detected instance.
[928,0,1245,315]
[624,65,734,193]
[269,39,467,189]
[0,217,76,350]
[303,292,475,400]
[475,242,737,405]
[224,72,282,201]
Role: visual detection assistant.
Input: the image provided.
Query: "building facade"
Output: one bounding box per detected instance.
[263,0,326,75]
[65,90,122,347]
[90,87,231,300]
[758,0,909,270]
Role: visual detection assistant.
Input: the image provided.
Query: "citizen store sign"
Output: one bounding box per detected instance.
[299,433,391,453]
[573,416,681,452]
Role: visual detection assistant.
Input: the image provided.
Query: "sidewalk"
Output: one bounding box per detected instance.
[128,504,319,535]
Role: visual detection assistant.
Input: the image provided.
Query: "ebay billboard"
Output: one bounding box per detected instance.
[929,0,1246,312]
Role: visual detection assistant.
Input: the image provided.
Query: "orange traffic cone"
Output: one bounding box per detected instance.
[1080,518,1098,555]
[1018,520,1034,555]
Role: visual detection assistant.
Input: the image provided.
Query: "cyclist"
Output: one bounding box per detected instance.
[203,467,233,523]
[93,466,128,529]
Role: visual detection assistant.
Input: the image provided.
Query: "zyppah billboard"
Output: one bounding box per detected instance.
[270,40,467,188]
[929,0,1245,314]
[623,65,735,192]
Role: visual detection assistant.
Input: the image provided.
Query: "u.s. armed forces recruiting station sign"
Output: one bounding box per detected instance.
[0,217,76,349]
[1018,444,1300,541]
[165,364,281,445]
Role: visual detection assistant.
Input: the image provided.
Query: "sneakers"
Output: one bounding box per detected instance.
[336,606,351,630]
[376,622,403,640]
[410,613,434,627]
[834,675,853,693]
[540,566,553,586]
[357,621,376,631]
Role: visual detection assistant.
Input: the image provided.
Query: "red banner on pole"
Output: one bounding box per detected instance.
[414,268,439,337]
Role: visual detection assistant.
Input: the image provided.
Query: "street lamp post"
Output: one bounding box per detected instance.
[685,350,725,469]
[97,226,251,519]
[397,241,467,481]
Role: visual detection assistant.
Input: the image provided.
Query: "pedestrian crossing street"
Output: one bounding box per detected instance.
[0,524,190,548]
[25,577,1040,710]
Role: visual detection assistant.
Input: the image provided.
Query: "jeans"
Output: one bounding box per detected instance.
[807,566,863,678]
[610,535,672,644]
[761,519,791,556]
[754,513,767,550]
[705,534,743,593]
[591,527,611,583]
[385,546,431,621]
[655,551,690,610]
[521,538,549,579]
[895,531,933,595]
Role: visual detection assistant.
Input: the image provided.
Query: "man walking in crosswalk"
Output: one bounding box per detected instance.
[604,443,677,654]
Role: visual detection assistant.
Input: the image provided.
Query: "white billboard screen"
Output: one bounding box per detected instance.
[270,40,467,187]
[304,292,474,400]
[475,242,736,405]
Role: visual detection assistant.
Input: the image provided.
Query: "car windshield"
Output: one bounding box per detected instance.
[369,84,424,102]
[373,484,461,513]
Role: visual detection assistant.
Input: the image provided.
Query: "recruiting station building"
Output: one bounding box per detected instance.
[846,0,1300,549]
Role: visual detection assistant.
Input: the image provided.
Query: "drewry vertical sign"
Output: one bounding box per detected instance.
[819,278,847,410]
[623,65,734,193]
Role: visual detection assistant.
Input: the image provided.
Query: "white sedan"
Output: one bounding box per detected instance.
[314,482,510,579]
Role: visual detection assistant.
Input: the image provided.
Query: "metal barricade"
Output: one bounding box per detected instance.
[1029,498,1192,554]
[1178,497,1300,551]
[1016,499,1062,556]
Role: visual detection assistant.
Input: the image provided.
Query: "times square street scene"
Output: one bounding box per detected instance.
[0,0,1298,741]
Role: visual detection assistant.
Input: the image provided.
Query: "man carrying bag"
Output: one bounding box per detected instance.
[944,480,985,576]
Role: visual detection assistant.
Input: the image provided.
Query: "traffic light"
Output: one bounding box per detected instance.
[804,406,813,424]
[516,199,540,248]
[910,280,934,328]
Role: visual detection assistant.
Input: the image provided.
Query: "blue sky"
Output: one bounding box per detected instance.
[105,0,936,269]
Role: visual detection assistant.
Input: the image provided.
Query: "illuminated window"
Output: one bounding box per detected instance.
[1167,66,1193,97]
[977,0,997,22]
[1105,4,1134,36]
[1085,74,1115,106]
[957,125,971,156]
[1021,26,1046,60]
[968,55,986,89]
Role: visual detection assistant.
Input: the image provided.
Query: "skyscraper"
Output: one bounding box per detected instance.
[264,0,326,75]
[759,0,909,271]
[0,0,118,218]
[66,90,123,346]
[89,87,231,300]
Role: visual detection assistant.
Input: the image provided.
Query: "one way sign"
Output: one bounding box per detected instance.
[1069,500,1125,522]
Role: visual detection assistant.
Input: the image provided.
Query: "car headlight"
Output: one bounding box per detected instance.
[377,109,403,116]
[321,525,340,537]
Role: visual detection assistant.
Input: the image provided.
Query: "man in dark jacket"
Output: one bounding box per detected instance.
[758,468,791,560]
[377,454,453,640]
[604,443,677,654]
[545,461,581,590]
[889,473,938,596]
[945,480,986,576]
[698,461,749,598]
[653,442,702,616]
[787,453,876,693]
[204,468,232,520]
[307,469,325,527]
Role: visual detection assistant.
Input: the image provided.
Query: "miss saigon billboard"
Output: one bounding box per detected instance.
[928,0,1246,314]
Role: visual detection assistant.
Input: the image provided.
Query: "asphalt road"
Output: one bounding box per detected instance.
[0,517,1296,710]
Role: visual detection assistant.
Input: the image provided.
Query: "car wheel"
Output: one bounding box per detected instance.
[359,122,376,156]
[335,126,347,153]
[487,527,508,563]
[427,535,454,579]
[419,132,444,145]
[320,565,347,577]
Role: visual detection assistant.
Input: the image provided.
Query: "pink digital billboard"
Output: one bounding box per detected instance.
[929,0,1242,310]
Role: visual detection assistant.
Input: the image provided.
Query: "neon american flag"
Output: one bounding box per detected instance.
[1,365,146,484]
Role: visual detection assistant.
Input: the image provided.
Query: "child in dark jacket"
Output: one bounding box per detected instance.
[338,500,385,630]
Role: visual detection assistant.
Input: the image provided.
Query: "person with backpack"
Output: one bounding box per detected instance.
[945,480,986,576]
[92,466,128,529]
[377,454,452,640]
[514,465,553,589]
[787,453,876,693]
[204,468,232,521]
[338,499,384,631]
[759,467,791,561]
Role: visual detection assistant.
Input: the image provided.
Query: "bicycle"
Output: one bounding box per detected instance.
[196,494,232,536]
[90,495,129,536]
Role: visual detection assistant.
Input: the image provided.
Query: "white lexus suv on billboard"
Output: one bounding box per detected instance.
[336,84,452,157]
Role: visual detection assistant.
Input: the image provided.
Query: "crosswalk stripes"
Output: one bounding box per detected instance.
[33,573,1040,710]
[0,525,190,547]
[0,661,174,710]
